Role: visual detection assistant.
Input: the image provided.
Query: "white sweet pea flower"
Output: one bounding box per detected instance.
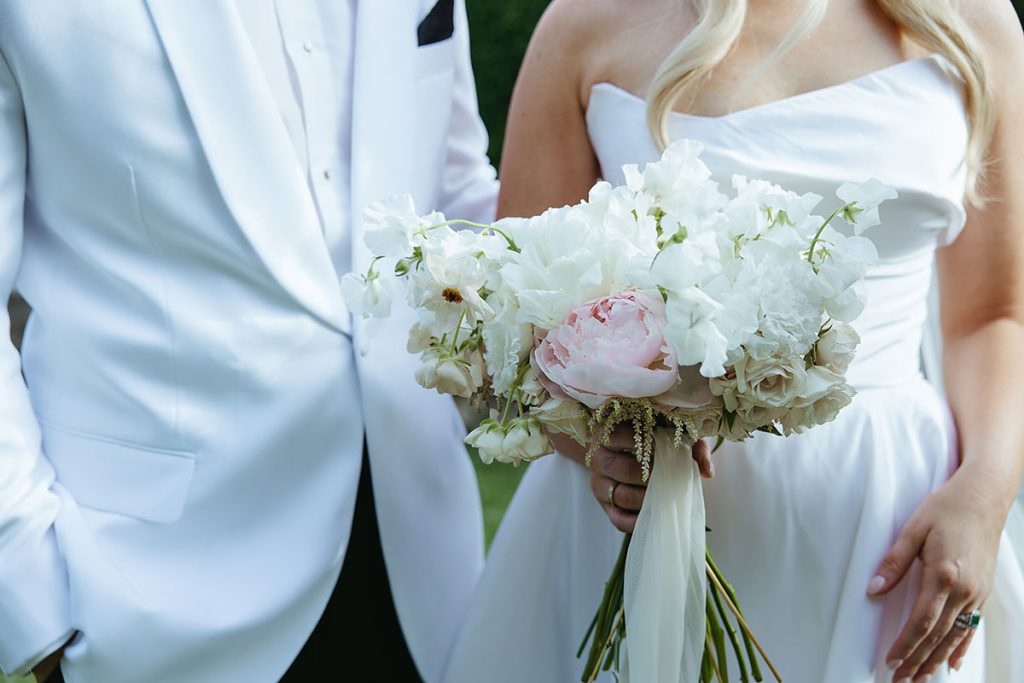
[406,321,437,354]
[363,194,444,257]
[340,269,396,319]
[663,286,730,378]
[836,179,898,234]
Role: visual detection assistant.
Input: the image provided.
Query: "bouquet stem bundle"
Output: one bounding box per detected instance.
[579,539,782,683]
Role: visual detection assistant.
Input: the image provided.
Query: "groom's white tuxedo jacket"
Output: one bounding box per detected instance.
[0,2,497,681]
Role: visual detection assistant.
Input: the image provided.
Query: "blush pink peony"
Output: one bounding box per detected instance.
[532,291,679,410]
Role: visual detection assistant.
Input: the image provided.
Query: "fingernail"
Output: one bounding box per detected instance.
[952,657,964,671]
[917,676,932,683]
[886,658,902,671]
[868,575,887,595]
[896,678,911,683]
[708,461,715,477]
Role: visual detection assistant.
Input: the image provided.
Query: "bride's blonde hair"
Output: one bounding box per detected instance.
[647,0,994,203]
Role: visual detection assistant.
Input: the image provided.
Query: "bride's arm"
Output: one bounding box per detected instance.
[494,1,601,219]
[870,3,1024,680]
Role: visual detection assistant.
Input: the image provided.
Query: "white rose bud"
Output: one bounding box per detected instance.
[735,356,808,409]
[815,323,859,375]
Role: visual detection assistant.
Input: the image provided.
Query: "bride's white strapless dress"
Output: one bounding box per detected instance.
[443,56,1024,683]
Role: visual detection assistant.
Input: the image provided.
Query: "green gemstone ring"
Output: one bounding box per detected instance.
[954,610,982,631]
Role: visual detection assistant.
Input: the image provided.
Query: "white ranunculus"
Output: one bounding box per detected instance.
[532,397,589,447]
[815,323,860,375]
[501,418,554,464]
[837,179,898,234]
[340,271,395,319]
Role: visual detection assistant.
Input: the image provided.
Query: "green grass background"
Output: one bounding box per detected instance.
[6,1,1024,680]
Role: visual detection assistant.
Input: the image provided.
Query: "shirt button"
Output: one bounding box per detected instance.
[323,169,332,180]
[303,41,314,53]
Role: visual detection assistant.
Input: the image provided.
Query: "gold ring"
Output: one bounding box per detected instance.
[607,482,619,507]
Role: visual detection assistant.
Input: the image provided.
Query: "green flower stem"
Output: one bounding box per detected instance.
[709,568,749,682]
[706,592,729,683]
[806,204,849,264]
[424,218,522,252]
[580,534,630,681]
[449,309,468,353]
[498,363,532,426]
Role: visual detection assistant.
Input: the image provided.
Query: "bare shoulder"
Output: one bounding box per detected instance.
[526,0,684,101]
[955,0,1024,67]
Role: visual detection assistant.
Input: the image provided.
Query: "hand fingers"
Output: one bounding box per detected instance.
[892,585,967,680]
[915,608,977,680]
[591,473,646,512]
[603,425,637,453]
[948,622,978,672]
[692,439,714,478]
[869,521,928,597]
[591,470,641,533]
[884,563,953,672]
[593,447,647,486]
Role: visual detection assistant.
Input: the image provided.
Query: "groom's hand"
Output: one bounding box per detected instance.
[589,427,713,533]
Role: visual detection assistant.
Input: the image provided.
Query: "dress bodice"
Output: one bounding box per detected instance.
[585,56,968,389]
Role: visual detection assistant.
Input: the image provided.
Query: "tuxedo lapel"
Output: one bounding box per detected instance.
[145,0,348,333]
[350,3,420,275]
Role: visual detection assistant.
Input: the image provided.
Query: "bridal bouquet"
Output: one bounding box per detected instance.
[342,140,889,683]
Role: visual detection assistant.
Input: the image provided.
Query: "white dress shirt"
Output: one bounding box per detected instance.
[233,0,357,274]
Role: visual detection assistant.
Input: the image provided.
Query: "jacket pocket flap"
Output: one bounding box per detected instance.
[42,424,196,524]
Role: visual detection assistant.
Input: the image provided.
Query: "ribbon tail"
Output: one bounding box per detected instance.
[622,431,707,682]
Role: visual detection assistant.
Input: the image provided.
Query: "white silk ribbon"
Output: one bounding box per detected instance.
[621,431,707,683]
